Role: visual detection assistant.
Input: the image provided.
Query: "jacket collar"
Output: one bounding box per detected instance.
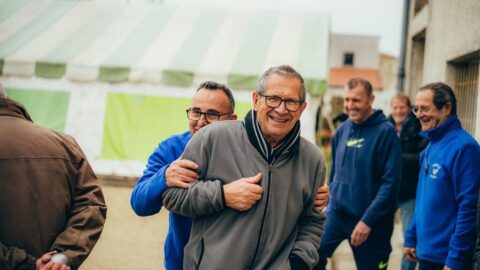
[420,115,461,142]
[243,109,300,163]
[0,98,32,122]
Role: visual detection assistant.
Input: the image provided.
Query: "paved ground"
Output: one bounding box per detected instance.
[81,185,405,270]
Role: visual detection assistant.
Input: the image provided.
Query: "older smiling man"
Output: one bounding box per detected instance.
[162,65,326,270]
[404,82,480,270]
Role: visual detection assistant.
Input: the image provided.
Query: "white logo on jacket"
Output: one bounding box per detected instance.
[430,163,442,179]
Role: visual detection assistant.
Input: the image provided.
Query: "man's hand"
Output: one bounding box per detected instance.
[403,247,417,262]
[223,173,263,211]
[165,159,199,188]
[36,252,70,270]
[314,185,329,212]
[350,220,371,246]
[443,266,452,270]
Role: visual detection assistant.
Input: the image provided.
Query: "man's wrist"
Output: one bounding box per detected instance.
[17,254,36,270]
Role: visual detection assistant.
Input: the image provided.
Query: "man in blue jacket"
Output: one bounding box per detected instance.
[315,78,401,270]
[131,81,330,270]
[404,82,480,270]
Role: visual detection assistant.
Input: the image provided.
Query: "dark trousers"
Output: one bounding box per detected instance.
[314,209,393,270]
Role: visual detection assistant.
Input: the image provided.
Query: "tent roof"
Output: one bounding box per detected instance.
[0,0,330,95]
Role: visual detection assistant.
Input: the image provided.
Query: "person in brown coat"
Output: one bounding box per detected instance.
[0,93,107,270]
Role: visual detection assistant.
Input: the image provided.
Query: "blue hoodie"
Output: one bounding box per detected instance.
[404,115,480,270]
[130,131,192,270]
[329,110,401,227]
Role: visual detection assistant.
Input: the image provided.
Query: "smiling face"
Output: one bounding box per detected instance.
[253,73,306,147]
[414,89,451,132]
[343,84,375,124]
[390,97,410,125]
[188,88,236,135]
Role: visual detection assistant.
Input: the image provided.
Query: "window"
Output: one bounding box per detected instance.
[343,52,354,66]
[451,54,479,135]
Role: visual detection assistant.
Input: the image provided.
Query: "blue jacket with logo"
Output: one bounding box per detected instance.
[329,110,401,227]
[130,131,192,270]
[404,115,480,270]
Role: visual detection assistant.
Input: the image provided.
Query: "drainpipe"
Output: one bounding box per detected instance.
[397,0,411,92]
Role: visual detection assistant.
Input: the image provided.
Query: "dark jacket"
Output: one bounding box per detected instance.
[0,98,107,270]
[329,110,401,227]
[388,113,428,202]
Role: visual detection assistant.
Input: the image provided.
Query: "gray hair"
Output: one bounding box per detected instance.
[256,65,306,101]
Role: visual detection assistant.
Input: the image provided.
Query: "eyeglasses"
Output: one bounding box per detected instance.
[258,93,304,112]
[411,105,433,115]
[186,108,231,123]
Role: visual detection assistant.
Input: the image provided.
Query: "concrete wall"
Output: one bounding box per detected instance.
[404,0,480,140]
[330,34,379,69]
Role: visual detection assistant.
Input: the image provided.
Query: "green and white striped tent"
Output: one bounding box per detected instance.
[0,0,330,176]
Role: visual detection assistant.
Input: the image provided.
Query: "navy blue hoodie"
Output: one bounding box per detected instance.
[329,110,401,227]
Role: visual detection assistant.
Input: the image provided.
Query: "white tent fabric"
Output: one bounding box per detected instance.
[0,0,330,177]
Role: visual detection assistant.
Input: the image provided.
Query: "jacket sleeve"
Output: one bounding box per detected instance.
[130,138,181,216]
[162,129,226,217]
[362,129,401,227]
[290,158,327,268]
[474,201,480,270]
[49,140,107,270]
[0,242,36,270]
[404,209,417,248]
[445,144,480,269]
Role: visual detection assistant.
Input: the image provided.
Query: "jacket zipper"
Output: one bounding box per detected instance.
[195,238,205,270]
[248,163,273,269]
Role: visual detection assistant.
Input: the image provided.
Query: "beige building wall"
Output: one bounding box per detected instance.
[379,53,398,91]
[330,34,379,68]
[404,0,480,140]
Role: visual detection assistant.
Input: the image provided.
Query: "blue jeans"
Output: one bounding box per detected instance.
[399,199,417,270]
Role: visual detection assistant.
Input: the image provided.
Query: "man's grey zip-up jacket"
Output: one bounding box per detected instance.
[163,111,326,270]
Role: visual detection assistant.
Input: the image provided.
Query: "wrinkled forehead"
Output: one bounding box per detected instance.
[343,85,369,98]
[415,89,434,105]
[191,89,231,112]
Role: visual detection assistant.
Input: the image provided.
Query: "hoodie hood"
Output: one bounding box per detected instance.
[349,109,388,128]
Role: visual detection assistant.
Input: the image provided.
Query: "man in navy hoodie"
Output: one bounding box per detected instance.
[315,78,401,270]
[404,82,480,270]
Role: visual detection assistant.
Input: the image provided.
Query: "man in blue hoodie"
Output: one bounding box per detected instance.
[315,78,401,270]
[131,81,330,270]
[404,82,480,270]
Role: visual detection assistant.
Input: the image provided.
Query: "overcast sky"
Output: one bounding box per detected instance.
[164,0,405,57]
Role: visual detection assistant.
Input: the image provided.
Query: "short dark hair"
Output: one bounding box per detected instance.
[196,81,235,113]
[346,77,373,96]
[391,93,411,108]
[419,82,457,115]
[257,65,306,101]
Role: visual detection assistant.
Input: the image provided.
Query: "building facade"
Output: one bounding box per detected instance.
[404,0,480,140]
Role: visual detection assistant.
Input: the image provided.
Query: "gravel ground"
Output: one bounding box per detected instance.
[80,185,167,270]
[80,185,403,270]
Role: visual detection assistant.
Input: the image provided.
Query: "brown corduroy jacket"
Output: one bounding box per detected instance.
[0,97,107,270]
